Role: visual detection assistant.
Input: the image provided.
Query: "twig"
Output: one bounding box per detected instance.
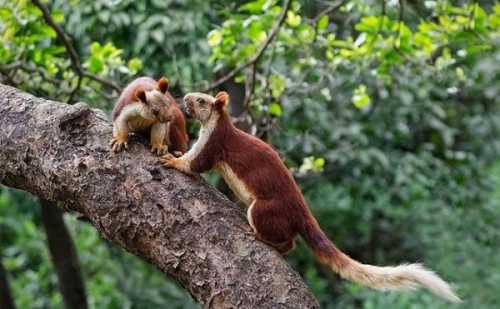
[1,61,62,85]
[81,72,120,92]
[312,0,349,23]
[31,0,121,93]
[68,75,83,104]
[261,41,277,106]
[202,0,292,92]
[243,62,258,110]
[31,0,81,73]
[397,0,405,40]
[0,63,19,86]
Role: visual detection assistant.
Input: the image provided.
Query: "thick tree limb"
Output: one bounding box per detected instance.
[0,84,319,308]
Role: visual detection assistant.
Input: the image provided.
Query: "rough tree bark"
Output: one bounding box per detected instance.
[0,84,320,308]
[40,200,88,309]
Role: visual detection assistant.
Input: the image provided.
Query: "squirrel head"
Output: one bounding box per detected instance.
[133,77,172,122]
[183,91,229,124]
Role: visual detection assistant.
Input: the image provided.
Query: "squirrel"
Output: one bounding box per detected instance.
[111,76,188,156]
[159,91,461,303]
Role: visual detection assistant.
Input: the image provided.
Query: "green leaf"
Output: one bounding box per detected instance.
[234,74,246,83]
[127,58,142,73]
[317,15,329,31]
[90,42,101,55]
[51,10,64,23]
[240,0,269,13]
[286,11,301,27]
[268,103,282,117]
[248,22,267,43]
[297,24,315,44]
[355,16,392,33]
[456,67,465,81]
[352,84,371,109]
[207,29,223,47]
[88,56,104,73]
[313,158,325,171]
[355,16,379,32]
[298,156,325,174]
[269,74,286,97]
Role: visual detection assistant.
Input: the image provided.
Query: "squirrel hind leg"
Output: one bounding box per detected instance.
[273,239,296,256]
[247,199,297,255]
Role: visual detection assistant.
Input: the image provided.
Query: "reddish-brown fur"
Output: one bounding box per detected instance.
[112,77,156,121]
[167,102,189,154]
[161,92,460,302]
[186,96,325,252]
[112,77,188,154]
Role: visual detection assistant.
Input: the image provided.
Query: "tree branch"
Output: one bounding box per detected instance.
[0,258,16,309]
[0,84,320,309]
[40,200,88,309]
[312,0,349,23]
[31,0,121,94]
[203,0,292,92]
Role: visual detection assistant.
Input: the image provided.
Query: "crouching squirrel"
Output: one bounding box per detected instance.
[111,76,188,155]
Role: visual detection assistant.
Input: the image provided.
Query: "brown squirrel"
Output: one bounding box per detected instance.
[159,91,461,303]
[111,76,188,155]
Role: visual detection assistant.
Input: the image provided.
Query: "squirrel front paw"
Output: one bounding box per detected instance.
[159,153,177,168]
[110,137,128,152]
[159,154,192,174]
[151,144,168,156]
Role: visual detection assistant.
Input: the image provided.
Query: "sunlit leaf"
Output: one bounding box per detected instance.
[269,74,286,98]
[352,84,371,109]
[286,11,301,27]
[268,102,282,117]
[127,58,142,73]
[207,29,223,47]
[317,15,329,31]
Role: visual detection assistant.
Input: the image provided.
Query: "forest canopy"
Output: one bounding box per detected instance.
[1,0,499,308]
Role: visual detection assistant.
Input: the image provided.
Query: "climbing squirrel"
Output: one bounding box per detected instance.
[111,76,188,155]
[159,91,461,303]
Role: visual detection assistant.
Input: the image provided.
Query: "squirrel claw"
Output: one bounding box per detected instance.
[151,145,168,156]
[159,153,176,167]
[110,138,128,153]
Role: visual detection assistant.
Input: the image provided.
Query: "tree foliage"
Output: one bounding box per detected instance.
[1,0,499,308]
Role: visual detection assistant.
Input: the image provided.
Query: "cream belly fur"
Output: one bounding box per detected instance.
[216,162,255,207]
[216,161,257,233]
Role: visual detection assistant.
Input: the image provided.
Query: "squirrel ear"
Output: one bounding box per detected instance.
[134,89,147,104]
[158,77,169,94]
[214,91,229,109]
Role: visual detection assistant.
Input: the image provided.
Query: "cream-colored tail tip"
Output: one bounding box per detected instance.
[341,262,462,303]
[404,263,462,304]
[443,291,462,304]
[436,284,462,303]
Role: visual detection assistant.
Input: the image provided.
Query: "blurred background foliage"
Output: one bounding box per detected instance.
[1,0,499,308]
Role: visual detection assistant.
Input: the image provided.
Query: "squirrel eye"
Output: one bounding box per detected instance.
[196,97,204,105]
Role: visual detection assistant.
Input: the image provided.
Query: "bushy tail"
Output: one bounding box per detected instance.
[300,215,461,303]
